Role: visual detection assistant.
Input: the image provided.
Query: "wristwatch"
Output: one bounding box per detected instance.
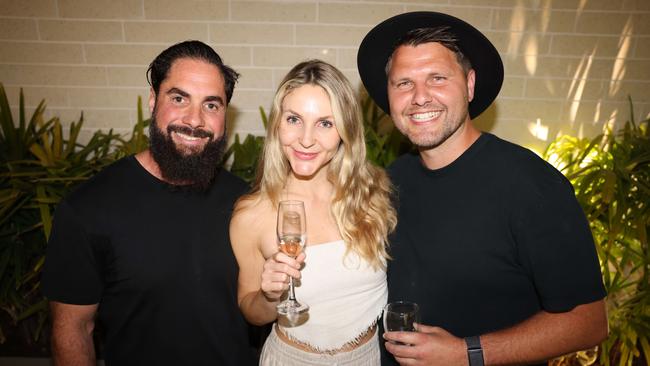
[465,336,484,366]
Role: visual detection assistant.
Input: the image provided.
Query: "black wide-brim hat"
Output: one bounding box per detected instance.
[357,11,504,119]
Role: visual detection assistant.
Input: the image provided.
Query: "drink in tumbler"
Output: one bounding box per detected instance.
[383,301,419,344]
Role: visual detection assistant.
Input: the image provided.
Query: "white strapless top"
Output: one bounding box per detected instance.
[278,240,387,352]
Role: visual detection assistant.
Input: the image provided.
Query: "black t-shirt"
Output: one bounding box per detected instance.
[42,156,256,366]
[384,133,606,365]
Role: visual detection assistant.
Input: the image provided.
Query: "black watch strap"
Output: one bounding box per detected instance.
[465,336,484,366]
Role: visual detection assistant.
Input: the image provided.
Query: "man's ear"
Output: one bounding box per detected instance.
[148,88,156,114]
[466,69,476,102]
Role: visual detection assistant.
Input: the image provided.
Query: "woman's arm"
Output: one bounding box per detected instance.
[230,202,303,325]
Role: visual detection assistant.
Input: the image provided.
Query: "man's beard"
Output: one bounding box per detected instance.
[397,104,470,150]
[149,117,227,192]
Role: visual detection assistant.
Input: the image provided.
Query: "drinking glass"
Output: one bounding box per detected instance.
[383,301,419,343]
[276,200,309,315]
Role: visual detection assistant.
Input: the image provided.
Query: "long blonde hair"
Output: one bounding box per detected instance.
[243,59,396,268]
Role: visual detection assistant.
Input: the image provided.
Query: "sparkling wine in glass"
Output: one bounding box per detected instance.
[276,200,309,315]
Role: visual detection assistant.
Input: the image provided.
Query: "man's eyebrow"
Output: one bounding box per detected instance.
[205,95,225,106]
[166,87,189,97]
[165,88,224,106]
[389,76,411,84]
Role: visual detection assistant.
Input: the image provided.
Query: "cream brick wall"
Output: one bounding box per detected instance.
[1,0,649,153]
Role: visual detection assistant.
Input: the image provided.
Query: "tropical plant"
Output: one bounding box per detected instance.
[224,107,267,183]
[360,91,411,167]
[0,83,149,354]
[544,100,650,366]
[113,96,151,158]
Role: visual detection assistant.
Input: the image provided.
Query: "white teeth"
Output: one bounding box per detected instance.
[173,131,201,141]
[411,111,441,121]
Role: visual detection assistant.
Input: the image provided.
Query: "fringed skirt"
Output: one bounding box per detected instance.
[259,325,380,366]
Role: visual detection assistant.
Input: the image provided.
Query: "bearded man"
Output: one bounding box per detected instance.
[42,41,256,366]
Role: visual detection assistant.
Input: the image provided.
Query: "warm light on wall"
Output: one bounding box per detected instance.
[528,118,549,141]
[568,50,596,125]
[524,37,538,75]
[608,17,633,97]
[507,3,525,56]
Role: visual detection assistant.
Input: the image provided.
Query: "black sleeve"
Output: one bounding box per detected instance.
[41,200,103,305]
[512,168,606,312]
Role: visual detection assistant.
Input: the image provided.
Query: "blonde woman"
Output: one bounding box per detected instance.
[230,60,396,365]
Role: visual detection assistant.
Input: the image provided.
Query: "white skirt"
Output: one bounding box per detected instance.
[259,325,380,366]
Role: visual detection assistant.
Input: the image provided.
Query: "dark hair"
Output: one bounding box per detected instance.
[385,26,473,75]
[147,40,240,104]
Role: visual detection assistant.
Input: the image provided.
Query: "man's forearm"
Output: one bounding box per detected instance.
[480,299,608,365]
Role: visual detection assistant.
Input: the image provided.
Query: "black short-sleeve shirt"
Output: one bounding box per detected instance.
[384,133,606,365]
[42,156,256,366]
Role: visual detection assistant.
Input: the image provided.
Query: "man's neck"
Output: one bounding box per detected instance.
[419,120,481,170]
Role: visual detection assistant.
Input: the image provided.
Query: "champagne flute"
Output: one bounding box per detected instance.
[276,200,309,315]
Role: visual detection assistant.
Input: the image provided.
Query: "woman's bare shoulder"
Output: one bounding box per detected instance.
[234,196,273,219]
[232,197,275,235]
[231,197,277,259]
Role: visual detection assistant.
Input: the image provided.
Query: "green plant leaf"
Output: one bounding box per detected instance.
[29,143,50,166]
[16,298,47,322]
[259,106,268,129]
[52,119,63,159]
[18,89,25,138]
[0,83,18,159]
[35,185,52,241]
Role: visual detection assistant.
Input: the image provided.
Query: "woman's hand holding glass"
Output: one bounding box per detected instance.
[275,200,309,315]
[260,251,306,302]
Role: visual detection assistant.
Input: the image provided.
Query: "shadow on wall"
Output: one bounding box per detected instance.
[473,103,498,133]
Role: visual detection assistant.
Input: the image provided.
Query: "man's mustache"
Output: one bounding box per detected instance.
[167,124,214,139]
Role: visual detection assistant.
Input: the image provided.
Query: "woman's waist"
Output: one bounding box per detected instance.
[275,322,377,354]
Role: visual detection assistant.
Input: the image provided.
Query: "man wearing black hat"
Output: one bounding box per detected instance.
[358,12,607,366]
